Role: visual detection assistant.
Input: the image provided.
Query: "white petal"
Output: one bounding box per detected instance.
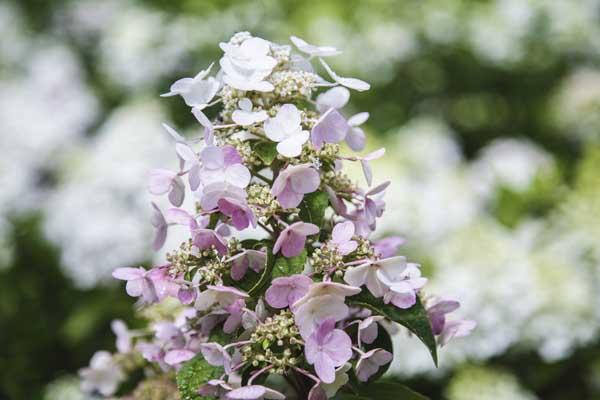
[348,112,369,127]
[316,86,350,112]
[225,164,251,188]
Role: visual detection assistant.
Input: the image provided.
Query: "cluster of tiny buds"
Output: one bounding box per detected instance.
[270,70,317,100]
[247,184,281,218]
[322,170,355,192]
[228,31,252,46]
[166,239,203,275]
[270,44,292,69]
[224,138,260,166]
[243,310,303,375]
[132,376,180,400]
[310,245,346,276]
[354,236,378,260]
[166,239,225,283]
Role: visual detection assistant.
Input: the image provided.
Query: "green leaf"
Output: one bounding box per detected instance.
[357,382,429,400]
[333,394,372,400]
[254,141,278,165]
[298,191,329,227]
[348,292,438,366]
[176,355,223,400]
[271,250,307,278]
[363,325,394,381]
[248,246,275,296]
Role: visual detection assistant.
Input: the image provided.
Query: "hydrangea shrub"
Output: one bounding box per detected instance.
[80,32,474,400]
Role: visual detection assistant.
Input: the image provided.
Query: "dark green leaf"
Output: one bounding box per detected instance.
[254,141,278,165]
[271,250,307,278]
[298,191,329,227]
[348,292,437,366]
[333,394,372,400]
[248,246,276,296]
[363,325,394,381]
[231,243,268,293]
[176,355,223,400]
[357,382,429,400]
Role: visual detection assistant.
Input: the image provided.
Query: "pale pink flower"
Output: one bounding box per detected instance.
[273,221,319,257]
[305,318,352,384]
[271,164,320,209]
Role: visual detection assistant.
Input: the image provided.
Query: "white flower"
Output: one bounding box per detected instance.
[264,104,309,157]
[161,63,220,108]
[231,98,268,126]
[316,86,350,112]
[320,58,370,92]
[79,351,124,396]
[219,36,277,92]
[290,35,342,57]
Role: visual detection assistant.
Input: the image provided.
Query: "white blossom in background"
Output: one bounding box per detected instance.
[469,138,555,196]
[446,366,538,400]
[369,120,600,376]
[377,117,482,245]
[549,68,600,143]
[43,101,172,288]
[0,3,99,270]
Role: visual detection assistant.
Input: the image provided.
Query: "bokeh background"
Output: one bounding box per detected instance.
[2,0,600,399]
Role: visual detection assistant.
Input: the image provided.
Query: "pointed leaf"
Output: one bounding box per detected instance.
[348,293,437,366]
[254,141,278,165]
[298,191,329,227]
[176,355,223,400]
[272,250,307,278]
[357,382,429,400]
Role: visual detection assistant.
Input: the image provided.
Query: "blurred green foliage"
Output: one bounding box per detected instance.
[0,215,135,399]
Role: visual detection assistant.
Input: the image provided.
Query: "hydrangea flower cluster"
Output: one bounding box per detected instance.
[80,32,474,399]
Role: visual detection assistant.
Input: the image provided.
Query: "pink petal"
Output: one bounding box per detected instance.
[292,222,320,236]
[148,169,177,195]
[289,166,320,194]
[281,231,306,258]
[346,127,366,151]
[164,349,195,366]
[332,221,355,243]
[276,183,304,208]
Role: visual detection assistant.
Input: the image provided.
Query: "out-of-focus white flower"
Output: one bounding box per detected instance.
[79,351,125,397]
[469,138,555,195]
[446,365,538,400]
[43,101,171,287]
[0,42,98,214]
[550,68,600,143]
[45,375,95,400]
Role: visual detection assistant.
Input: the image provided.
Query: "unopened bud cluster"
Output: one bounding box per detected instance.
[247,184,281,218]
[310,245,346,276]
[242,310,302,374]
[166,240,225,284]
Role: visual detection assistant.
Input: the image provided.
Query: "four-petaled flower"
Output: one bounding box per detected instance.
[271,164,320,209]
[305,318,352,384]
[329,221,358,255]
[355,348,392,382]
[264,104,309,157]
[265,274,312,309]
[273,221,319,257]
